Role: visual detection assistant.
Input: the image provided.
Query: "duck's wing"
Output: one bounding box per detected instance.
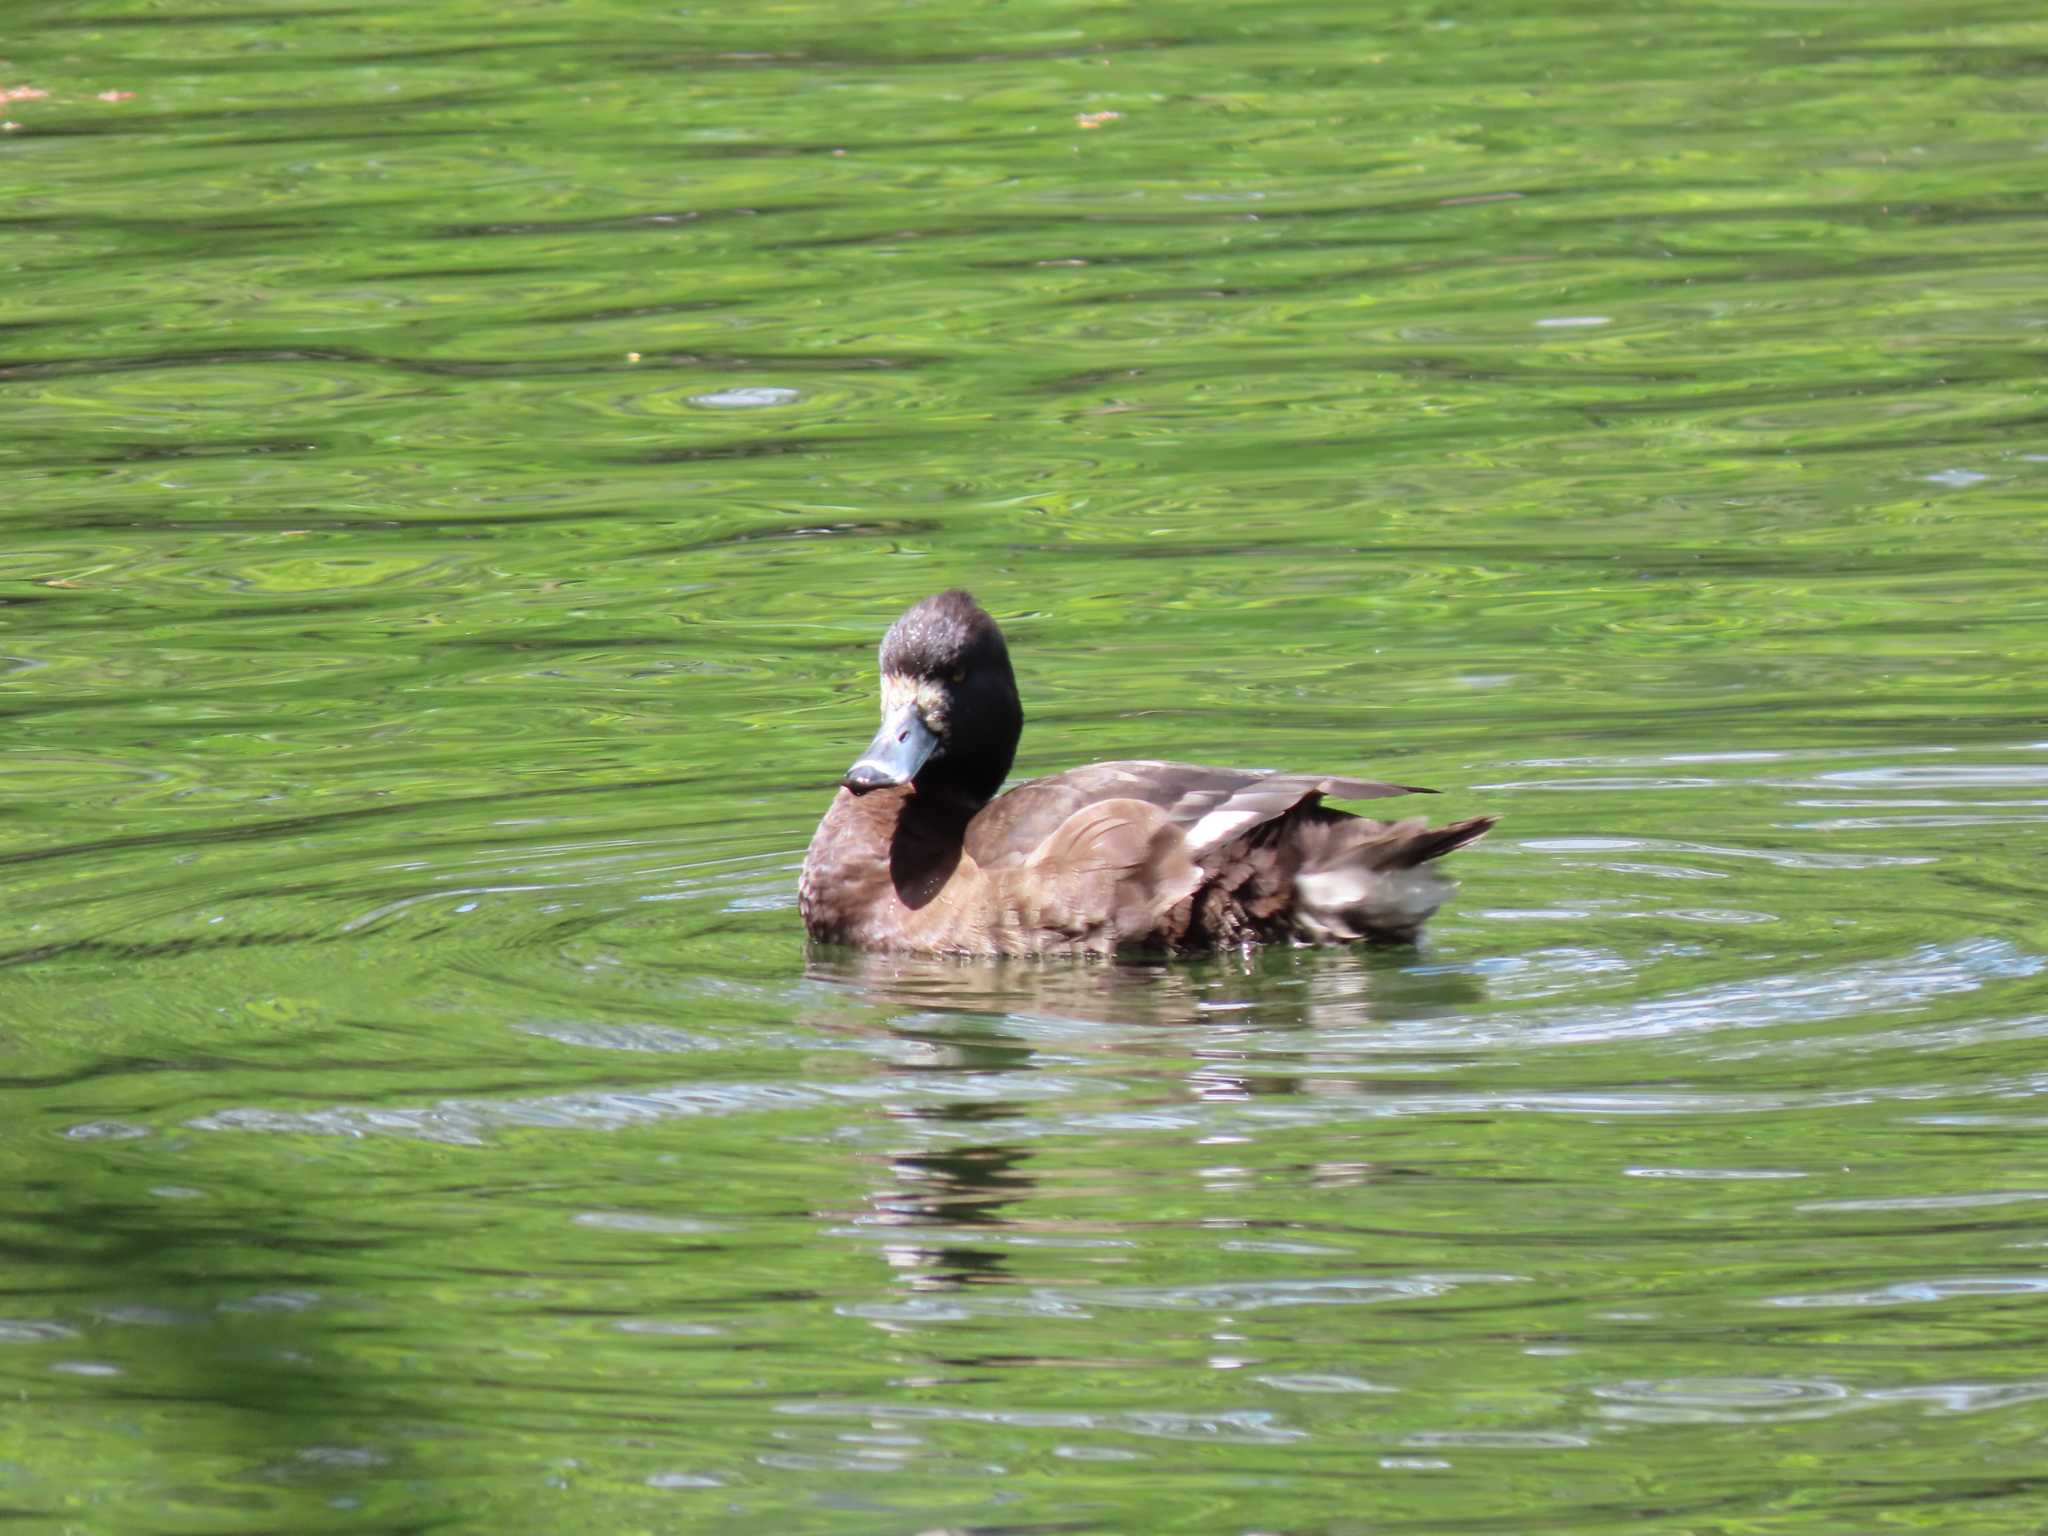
[999,796,1203,951]
[966,760,1430,870]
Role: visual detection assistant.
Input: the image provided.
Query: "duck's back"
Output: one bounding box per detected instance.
[965,760,1493,952]
[965,760,1416,867]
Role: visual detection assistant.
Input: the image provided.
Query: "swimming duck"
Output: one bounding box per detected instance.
[799,590,1495,956]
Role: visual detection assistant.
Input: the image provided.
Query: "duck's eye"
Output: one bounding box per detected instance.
[948,667,966,684]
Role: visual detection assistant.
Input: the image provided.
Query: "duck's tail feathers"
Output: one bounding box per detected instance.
[1381,813,1498,869]
[1291,814,1498,944]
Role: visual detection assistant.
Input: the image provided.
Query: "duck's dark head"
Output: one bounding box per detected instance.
[842,589,1021,805]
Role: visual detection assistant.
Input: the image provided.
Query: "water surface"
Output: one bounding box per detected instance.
[4,1,2048,1531]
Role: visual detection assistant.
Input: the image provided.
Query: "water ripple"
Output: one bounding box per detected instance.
[775,1399,1309,1445]
[1593,1377,1856,1424]
[1767,1276,2048,1308]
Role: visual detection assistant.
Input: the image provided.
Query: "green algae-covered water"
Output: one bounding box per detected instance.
[5,2,2048,1531]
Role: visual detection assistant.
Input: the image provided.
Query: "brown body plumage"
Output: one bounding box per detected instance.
[799,591,1495,957]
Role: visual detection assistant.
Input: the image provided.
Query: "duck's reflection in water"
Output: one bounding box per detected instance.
[803,948,1487,1292]
[803,944,1484,1034]
[864,1138,1035,1291]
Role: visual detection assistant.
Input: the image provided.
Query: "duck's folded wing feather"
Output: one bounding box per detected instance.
[1005,798,1201,948]
[968,760,1430,868]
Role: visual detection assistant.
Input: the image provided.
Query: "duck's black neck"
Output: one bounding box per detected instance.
[922,678,1020,808]
[917,730,1015,809]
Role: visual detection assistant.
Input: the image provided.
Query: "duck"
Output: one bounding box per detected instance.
[799,590,1496,957]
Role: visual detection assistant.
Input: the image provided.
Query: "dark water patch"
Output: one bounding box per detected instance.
[0,772,713,874]
[436,205,825,240]
[622,516,945,556]
[638,435,897,465]
[92,438,325,463]
[0,344,939,385]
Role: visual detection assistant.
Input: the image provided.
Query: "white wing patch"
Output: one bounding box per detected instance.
[1172,774,1327,855]
[1183,806,1265,852]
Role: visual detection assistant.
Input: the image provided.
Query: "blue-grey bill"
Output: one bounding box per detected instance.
[842,705,937,792]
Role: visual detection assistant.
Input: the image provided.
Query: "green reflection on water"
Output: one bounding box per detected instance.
[3,0,2048,1531]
